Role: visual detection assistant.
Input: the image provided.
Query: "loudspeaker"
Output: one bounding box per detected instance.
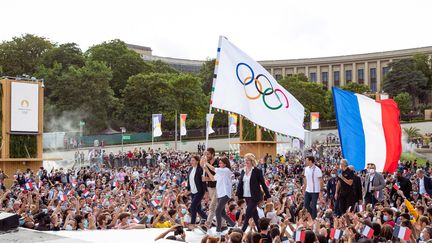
[0,212,19,231]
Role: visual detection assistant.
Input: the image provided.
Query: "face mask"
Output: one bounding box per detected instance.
[331,174,336,178]
[181,209,187,215]
[383,215,389,221]
[420,233,424,241]
[83,219,89,229]
[65,224,73,230]
[42,209,48,214]
[369,169,375,174]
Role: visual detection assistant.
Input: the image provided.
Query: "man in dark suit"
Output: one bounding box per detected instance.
[349,165,363,207]
[187,155,207,226]
[394,169,412,200]
[417,169,432,197]
[326,169,338,210]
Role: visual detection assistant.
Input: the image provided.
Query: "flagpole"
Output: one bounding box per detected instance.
[206,36,223,149]
[228,113,230,155]
[151,115,154,149]
[175,110,178,151]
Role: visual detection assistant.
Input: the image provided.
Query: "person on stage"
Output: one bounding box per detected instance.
[302,156,323,219]
[236,153,271,232]
[203,157,236,236]
[186,155,207,228]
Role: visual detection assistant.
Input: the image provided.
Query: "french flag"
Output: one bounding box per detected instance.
[132,217,140,224]
[393,226,412,240]
[58,193,67,201]
[374,191,380,199]
[181,181,187,187]
[294,230,305,242]
[393,184,400,191]
[92,194,97,201]
[82,190,90,197]
[358,204,364,212]
[361,225,374,239]
[72,181,78,187]
[332,88,401,173]
[112,181,119,188]
[25,182,33,190]
[130,203,138,210]
[67,190,74,196]
[330,228,344,239]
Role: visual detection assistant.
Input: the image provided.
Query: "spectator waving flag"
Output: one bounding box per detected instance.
[294,230,306,242]
[393,226,412,241]
[25,181,33,190]
[332,87,401,172]
[210,36,305,139]
[151,199,160,207]
[330,228,344,240]
[82,190,90,197]
[393,184,400,191]
[132,218,140,224]
[58,193,67,201]
[72,181,78,187]
[361,225,374,239]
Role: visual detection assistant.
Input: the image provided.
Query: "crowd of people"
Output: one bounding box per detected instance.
[0,144,432,243]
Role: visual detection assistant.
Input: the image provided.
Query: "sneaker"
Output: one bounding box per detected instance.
[221,226,228,231]
[197,225,208,234]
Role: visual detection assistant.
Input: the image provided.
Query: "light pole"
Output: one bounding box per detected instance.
[79,120,85,167]
[120,127,126,153]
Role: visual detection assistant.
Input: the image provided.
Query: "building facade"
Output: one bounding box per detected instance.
[127,43,432,92]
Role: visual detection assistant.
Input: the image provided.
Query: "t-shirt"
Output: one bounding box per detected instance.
[206,158,219,188]
[304,165,323,193]
[338,168,354,196]
[154,221,172,228]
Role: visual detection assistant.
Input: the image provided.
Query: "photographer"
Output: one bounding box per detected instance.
[154,225,186,242]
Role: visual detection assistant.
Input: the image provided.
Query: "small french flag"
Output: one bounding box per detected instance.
[132,217,140,224]
[358,204,364,212]
[294,230,306,242]
[164,198,170,208]
[92,194,97,201]
[25,182,33,190]
[151,199,160,207]
[330,228,344,239]
[82,190,90,197]
[361,225,374,239]
[48,190,55,199]
[288,195,295,201]
[72,181,78,187]
[393,226,412,241]
[130,203,138,210]
[58,193,67,201]
[37,182,43,190]
[112,181,119,188]
[393,184,400,191]
[181,181,187,187]
[67,190,74,196]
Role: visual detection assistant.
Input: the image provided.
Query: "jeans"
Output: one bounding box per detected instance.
[215,196,235,232]
[304,192,319,219]
[241,197,260,232]
[190,192,207,224]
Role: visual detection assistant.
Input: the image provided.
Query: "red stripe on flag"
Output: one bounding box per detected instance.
[376,99,401,173]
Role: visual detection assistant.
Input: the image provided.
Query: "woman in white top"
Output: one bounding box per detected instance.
[204,157,236,234]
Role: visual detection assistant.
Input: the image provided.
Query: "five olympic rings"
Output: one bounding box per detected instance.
[236,62,289,110]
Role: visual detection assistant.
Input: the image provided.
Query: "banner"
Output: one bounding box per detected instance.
[11,82,39,133]
[180,114,187,136]
[206,113,215,135]
[310,112,320,130]
[228,113,238,134]
[152,114,162,137]
[211,37,305,139]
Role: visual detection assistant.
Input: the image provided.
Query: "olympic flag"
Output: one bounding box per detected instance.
[211,37,305,139]
[152,114,162,137]
[180,114,187,136]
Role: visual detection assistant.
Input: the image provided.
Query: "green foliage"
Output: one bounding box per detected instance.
[413,53,432,90]
[146,60,178,74]
[400,152,427,165]
[10,135,37,158]
[341,83,370,94]
[86,39,149,96]
[279,78,333,120]
[199,59,216,96]
[403,127,422,141]
[394,92,412,115]
[242,119,256,141]
[40,43,85,70]
[0,34,53,76]
[383,58,429,105]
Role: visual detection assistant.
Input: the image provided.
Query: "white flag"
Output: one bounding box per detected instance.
[152,114,162,137]
[206,113,215,135]
[228,113,238,134]
[211,37,305,139]
[180,114,187,136]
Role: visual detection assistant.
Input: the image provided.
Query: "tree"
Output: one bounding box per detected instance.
[199,59,216,96]
[122,73,175,132]
[40,43,85,70]
[0,34,53,76]
[341,83,370,94]
[403,127,422,142]
[279,78,333,120]
[86,39,149,96]
[42,60,115,133]
[413,53,432,90]
[383,58,428,106]
[147,60,178,74]
[393,92,412,115]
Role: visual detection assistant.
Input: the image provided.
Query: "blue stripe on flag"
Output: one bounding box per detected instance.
[332,87,366,171]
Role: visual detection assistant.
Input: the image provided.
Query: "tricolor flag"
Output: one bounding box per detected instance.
[112,181,119,188]
[287,195,295,202]
[82,190,90,197]
[130,203,138,210]
[374,191,380,199]
[92,194,97,201]
[393,184,400,191]
[310,112,320,130]
[294,230,306,242]
[181,181,187,187]
[330,228,344,240]
[206,114,215,135]
[67,190,74,196]
[393,226,412,241]
[151,199,160,207]
[25,182,33,190]
[180,114,187,136]
[332,87,401,172]
[37,182,43,190]
[58,193,67,201]
[132,217,140,224]
[48,190,55,199]
[152,114,163,137]
[211,36,305,139]
[164,198,170,208]
[358,204,364,212]
[361,225,374,239]
[72,181,78,187]
[228,113,238,134]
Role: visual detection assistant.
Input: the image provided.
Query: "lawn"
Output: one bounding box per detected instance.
[400,152,428,166]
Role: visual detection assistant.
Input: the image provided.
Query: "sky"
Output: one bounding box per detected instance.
[2,0,432,61]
